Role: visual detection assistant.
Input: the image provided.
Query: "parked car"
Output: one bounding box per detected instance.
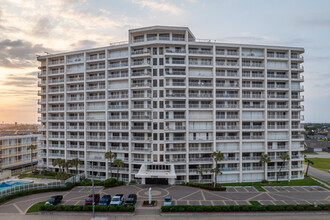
[45,195,63,205]
[85,194,100,205]
[163,196,172,206]
[124,194,137,206]
[110,194,124,205]
[99,195,111,206]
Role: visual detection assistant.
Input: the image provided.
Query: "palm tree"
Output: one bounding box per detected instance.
[211,150,224,187]
[304,156,314,177]
[210,168,221,187]
[52,158,62,172]
[70,158,82,175]
[277,153,290,182]
[58,159,66,173]
[113,158,124,181]
[105,151,116,178]
[196,165,204,183]
[63,160,72,174]
[259,154,271,182]
[27,144,37,167]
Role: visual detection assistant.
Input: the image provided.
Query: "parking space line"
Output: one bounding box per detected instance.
[177,190,200,201]
[234,200,238,205]
[246,193,263,201]
[266,192,277,201]
[300,187,310,192]
[203,191,233,201]
[211,201,214,206]
[13,203,24,214]
[243,187,248,192]
[282,200,288,204]
[199,200,201,205]
[75,201,80,205]
[289,187,298,192]
[201,191,206,201]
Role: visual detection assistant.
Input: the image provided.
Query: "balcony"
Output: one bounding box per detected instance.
[86,85,106,90]
[242,136,265,140]
[165,137,185,142]
[131,115,152,120]
[165,71,186,76]
[131,82,152,88]
[216,136,239,140]
[242,104,264,109]
[86,65,105,71]
[216,83,239,88]
[216,104,238,109]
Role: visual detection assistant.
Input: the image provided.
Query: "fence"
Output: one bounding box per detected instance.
[0,181,64,198]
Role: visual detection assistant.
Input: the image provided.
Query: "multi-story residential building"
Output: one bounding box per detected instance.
[37,26,305,184]
[0,134,39,172]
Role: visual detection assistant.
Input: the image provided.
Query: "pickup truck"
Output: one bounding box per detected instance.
[45,195,63,205]
[110,194,124,205]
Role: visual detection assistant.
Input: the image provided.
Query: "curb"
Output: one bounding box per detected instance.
[26,212,135,216]
[160,211,330,216]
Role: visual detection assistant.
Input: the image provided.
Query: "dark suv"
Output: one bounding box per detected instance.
[99,195,111,206]
[45,195,63,205]
[124,194,137,206]
[85,194,100,205]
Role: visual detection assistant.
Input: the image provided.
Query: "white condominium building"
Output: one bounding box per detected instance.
[37,26,305,184]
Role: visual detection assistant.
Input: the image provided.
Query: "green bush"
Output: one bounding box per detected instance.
[82,205,92,211]
[73,206,82,211]
[181,182,226,191]
[109,206,117,212]
[129,180,137,185]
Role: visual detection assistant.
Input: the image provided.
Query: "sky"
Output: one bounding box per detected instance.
[0,0,329,123]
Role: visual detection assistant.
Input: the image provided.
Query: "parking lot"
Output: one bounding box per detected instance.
[0,185,329,215]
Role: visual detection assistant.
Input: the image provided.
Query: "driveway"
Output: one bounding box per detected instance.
[0,185,329,215]
[304,164,330,183]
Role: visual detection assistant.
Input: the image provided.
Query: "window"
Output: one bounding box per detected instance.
[159,112,164,119]
[160,133,164,140]
[153,123,158,130]
[153,90,157,98]
[159,101,164,108]
[153,58,157,65]
[153,69,157,76]
[159,69,163,76]
[153,101,157,108]
[153,112,157,119]
[153,47,157,55]
[153,79,157,87]
[159,122,164,129]
[153,144,158,151]
[159,79,164,87]
[159,58,164,65]
[160,90,164,97]
[153,133,158,140]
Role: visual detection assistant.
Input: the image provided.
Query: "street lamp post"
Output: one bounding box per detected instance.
[92,163,95,218]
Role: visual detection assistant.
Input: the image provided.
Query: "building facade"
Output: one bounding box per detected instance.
[37,26,305,184]
[0,135,39,172]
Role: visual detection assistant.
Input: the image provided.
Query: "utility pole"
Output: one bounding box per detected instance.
[92,163,95,218]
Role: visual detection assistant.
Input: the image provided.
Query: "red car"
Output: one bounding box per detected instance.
[85,194,100,205]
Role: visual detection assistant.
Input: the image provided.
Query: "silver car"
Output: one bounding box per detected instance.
[163,196,172,206]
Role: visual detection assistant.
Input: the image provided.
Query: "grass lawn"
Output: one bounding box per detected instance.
[304,158,330,172]
[26,201,45,213]
[221,177,327,192]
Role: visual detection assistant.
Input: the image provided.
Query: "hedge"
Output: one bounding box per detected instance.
[38,205,134,212]
[161,204,330,212]
[181,182,227,191]
[0,178,125,205]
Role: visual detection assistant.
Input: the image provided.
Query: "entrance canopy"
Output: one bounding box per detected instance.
[135,163,177,179]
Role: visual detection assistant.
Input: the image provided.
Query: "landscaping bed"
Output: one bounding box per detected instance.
[180,182,227,191]
[143,200,157,207]
[27,203,134,213]
[161,204,330,213]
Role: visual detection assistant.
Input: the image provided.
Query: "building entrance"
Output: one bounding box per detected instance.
[146,178,168,185]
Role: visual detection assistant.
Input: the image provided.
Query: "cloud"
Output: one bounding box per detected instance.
[0,39,53,68]
[70,40,99,50]
[32,17,53,37]
[131,0,183,15]
[1,71,38,88]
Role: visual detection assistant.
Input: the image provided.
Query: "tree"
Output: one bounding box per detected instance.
[259,154,271,182]
[63,160,72,174]
[27,144,37,167]
[210,168,222,187]
[105,151,116,178]
[113,158,124,181]
[70,158,83,175]
[196,165,204,183]
[277,153,290,182]
[52,158,62,172]
[211,150,224,187]
[304,156,314,177]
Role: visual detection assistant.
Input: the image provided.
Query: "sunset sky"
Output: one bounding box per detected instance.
[0,0,330,123]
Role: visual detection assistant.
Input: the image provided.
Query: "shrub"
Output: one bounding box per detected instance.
[82,205,92,211]
[129,180,137,185]
[95,205,108,212]
[186,206,195,212]
[182,182,226,191]
[109,206,117,212]
[73,206,82,211]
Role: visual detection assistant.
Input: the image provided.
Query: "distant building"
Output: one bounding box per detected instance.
[0,134,40,172]
[305,140,330,152]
